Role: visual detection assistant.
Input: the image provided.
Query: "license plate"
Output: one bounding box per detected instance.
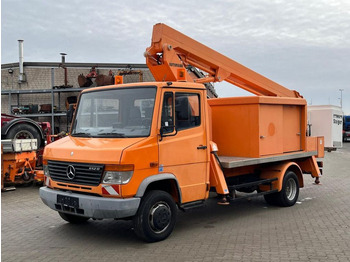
[57,195,79,209]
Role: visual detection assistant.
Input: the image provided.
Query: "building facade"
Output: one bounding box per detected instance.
[1,62,154,132]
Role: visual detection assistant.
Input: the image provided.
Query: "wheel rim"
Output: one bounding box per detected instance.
[14,130,34,140]
[285,178,297,201]
[149,201,171,234]
[22,171,31,181]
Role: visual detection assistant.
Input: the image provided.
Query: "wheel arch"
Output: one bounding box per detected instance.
[135,173,182,204]
[2,118,44,142]
[261,161,303,192]
[286,164,304,188]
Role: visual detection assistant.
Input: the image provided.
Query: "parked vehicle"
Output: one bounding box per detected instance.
[344,115,350,131]
[39,23,324,242]
[308,105,343,150]
[1,114,53,188]
[1,113,50,148]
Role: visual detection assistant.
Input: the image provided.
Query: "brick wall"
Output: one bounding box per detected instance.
[1,65,154,132]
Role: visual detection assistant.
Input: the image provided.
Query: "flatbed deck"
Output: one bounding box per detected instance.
[218,151,317,169]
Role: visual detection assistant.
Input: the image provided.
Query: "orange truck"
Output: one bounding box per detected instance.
[39,23,324,242]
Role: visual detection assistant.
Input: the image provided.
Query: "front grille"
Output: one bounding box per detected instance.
[48,160,104,186]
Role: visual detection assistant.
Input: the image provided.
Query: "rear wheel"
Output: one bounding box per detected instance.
[5,123,42,147]
[58,212,90,224]
[133,190,177,242]
[264,171,299,207]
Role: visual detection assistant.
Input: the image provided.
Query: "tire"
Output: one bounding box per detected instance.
[133,190,177,242]
[5,123,42,147]
[58,212,90,224]
[264,171,299,207]
[263,193,278,206]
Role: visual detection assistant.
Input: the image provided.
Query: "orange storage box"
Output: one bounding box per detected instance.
[208,96,307,158]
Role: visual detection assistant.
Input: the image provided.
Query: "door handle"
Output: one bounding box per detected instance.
[197,145,207,150]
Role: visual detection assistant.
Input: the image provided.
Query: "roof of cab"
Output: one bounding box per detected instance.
[81,81,206,94]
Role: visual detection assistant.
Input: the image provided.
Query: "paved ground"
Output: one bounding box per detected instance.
[2,143,350,262]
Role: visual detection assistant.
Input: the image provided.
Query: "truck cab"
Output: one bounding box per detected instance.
[40,81,210,241]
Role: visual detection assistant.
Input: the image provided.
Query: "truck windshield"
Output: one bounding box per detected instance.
[71,87,156,138]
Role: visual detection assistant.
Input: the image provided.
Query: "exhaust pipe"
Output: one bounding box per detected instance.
[18,40,26,83]
[60,52,66,64]
[59,53,68,86]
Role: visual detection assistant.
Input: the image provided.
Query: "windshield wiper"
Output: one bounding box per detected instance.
[71,132,92,137]
[96,132,127,138]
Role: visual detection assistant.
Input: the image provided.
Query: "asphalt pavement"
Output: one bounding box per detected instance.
[2,143,350,262]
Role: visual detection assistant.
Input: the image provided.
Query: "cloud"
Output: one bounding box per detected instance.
[2,0,349,61]
[2,0,350,113]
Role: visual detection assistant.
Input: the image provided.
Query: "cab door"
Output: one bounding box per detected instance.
[158,89,208,203]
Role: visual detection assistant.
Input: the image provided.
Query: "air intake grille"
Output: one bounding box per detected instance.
[48,160,104,186]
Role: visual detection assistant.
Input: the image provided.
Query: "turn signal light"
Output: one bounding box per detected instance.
[104,164,134,172]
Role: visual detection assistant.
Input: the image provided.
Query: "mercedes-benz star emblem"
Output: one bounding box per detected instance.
[66,165,76,180]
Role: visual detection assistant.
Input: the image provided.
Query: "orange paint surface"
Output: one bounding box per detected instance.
[208,96,307,158]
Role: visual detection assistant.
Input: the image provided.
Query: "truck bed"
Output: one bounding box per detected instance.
[218,151,317,169]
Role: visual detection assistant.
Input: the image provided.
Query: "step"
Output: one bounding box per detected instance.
[180,200,206,211]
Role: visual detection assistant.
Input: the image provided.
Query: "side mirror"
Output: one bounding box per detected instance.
[67,104,75,124]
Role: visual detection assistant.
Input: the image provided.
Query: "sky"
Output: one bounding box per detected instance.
[1,0,350,114]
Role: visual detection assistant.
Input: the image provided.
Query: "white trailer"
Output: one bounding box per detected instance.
[307,105,343,150]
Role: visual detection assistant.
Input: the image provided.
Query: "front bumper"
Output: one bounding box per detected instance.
[39,186,140,219]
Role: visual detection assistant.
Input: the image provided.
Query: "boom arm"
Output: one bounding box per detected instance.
[145,23,302,98]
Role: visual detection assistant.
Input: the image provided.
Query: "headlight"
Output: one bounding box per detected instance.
[43,165,50,177]
[102,171,133,184]
[102,164,134,185]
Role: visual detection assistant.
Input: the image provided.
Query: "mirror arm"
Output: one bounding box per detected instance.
[159,125,177,141]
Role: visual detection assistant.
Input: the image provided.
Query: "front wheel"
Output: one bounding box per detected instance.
[133,190,177,242]
[58,212,90,224]
[264,171,299,207]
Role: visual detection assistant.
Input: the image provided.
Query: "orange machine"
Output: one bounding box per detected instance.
[1,139,43,189]
[2,151,37,185]
[39,23,323,242]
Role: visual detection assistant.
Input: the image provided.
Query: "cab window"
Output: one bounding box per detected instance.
[175,93,200,130]
[161,92,174,134]
[161,92,201,134]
